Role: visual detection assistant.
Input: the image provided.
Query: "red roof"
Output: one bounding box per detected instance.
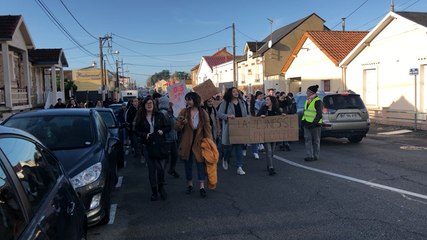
[203,55,233,69]
[307,31,368,65]
[0,15,21,40]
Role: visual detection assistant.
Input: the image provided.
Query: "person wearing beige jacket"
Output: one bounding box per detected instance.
[176,92,213,198]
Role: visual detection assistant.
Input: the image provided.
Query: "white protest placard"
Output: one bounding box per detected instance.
[167,81,187,117]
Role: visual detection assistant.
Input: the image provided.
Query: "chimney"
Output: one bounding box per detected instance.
[342,18,346,31]
[390,0,395,12]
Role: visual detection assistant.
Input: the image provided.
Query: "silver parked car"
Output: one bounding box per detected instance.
[294,91,370,143]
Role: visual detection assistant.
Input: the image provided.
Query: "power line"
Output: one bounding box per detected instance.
[34,0,97,57]
[59,0,97,40]
[235,28,257,41]
[403,0,421,10]
[112,26,231,45]
[331,0,371,30]
[125,63,194,68]
[63,41,97,50]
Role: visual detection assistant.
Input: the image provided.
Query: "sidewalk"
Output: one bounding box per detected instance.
[368,122,427,137]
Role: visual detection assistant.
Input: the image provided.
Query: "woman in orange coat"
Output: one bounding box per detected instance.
[175,92,213,198]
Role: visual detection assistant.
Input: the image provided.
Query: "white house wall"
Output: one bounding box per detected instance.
[10,29,27,50]
[212,61,233,87]
[286,38,342,93]
[196,59,213,85]
[345,16,427,115]
[237,55,264,93]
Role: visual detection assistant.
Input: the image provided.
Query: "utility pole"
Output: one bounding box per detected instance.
[115,59,120,90]
[99,37,104,101]
[232,23,237,88]
[99,34,111,101]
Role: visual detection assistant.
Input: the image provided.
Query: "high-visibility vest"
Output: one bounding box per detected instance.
[302,96,323,123]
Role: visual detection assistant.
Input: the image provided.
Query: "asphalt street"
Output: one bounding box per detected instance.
[88,123,427,240]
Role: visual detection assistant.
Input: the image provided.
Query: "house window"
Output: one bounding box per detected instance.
[322,80,330,92]
[248,69,252,75]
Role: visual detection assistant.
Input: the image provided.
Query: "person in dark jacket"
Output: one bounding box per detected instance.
[134,97,171,201]
[126,98,139,157]
[257,96,283,175]
[301,85,323,161]
[158,96,180,178]
[53,98,66,108]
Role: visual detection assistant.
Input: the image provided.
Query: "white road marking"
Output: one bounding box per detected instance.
[108,204,118,225]
[274,155,427,200]
[115,176,123,188]
[378,129,412,135]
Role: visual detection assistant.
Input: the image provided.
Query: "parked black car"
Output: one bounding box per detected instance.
[95,108,125,168]
[1,109,120,226]
[0,125,87,239]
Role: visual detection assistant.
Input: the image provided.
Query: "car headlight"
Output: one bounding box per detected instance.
[71,162,102,189]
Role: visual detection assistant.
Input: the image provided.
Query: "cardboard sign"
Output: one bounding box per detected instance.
[229,115,299,144]
[167,82,187,117]
[193,79,219,102]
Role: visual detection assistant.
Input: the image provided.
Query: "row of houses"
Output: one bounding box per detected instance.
[192,11,427,129]
[0,15,136,120]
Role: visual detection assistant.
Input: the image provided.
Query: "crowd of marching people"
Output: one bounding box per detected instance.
[57,85,322,201]
[113,85,323,202]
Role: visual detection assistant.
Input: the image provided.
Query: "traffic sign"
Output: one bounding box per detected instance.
[409,68,419,76]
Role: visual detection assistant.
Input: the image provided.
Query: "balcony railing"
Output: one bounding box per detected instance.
[0,87,29,106]
[0,88,4,105]
[12,87,29,106]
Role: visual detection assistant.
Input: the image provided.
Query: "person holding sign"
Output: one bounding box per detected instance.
[217,87,249,175]
[176,92,213,198]
[301,85,323,161]
[257,96,283,175]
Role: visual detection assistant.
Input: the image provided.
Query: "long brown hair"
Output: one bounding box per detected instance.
[135,96,158,124]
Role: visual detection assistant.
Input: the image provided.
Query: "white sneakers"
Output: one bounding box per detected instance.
[242,149,247,156]
[237,167,246,175]
[222,159,228,170]
[253,153,259,159]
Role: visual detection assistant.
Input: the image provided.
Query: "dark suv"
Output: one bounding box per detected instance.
[295,91,370,143]
[1,109,120,226]
[0,126,87,239]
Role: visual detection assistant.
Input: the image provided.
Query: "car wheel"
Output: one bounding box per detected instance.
[348,135,364,143]
[99,184,112,225]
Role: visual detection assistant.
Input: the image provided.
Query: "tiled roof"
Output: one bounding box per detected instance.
[191,64,200,71]
[211,47,232,57]
[0,15,21,40]
[307,31,368,65]
[257,13,326,55]
[246,42,265,52]
[203,55,233,69]
[28,49,69,67]
[396,11,427,27]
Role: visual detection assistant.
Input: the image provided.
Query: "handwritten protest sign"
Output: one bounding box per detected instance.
[193,79,219,102]
[167,82,187,117]
[229,115,299,144]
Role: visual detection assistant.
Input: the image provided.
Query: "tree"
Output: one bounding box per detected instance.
[56,77,77,99]
[148,70,170,86]
[172,71,190,81]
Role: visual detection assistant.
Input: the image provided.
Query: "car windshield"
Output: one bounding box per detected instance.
[98,111,116,128]
[323,95,366,110]
[3,115,94,150]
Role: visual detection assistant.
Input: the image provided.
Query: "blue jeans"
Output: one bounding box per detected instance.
[250,144,259,154]
[184,152,206,181]
[224,144,244,167]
